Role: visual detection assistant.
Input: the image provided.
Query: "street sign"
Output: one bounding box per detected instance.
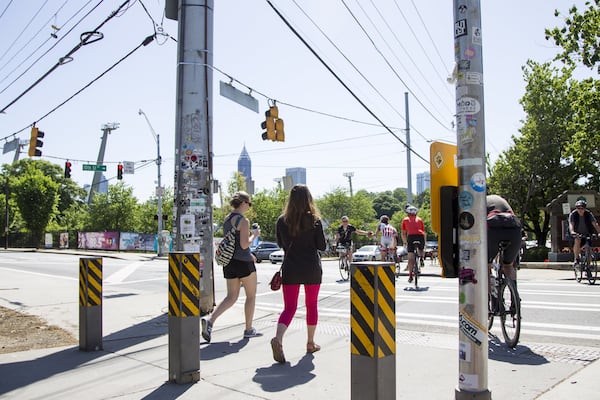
[82,164,107,172]
[219,81,259,113]
[123,161,135,174]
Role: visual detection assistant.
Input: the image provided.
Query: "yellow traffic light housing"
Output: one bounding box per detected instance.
[28,126,44,157]
[261,105,285,142]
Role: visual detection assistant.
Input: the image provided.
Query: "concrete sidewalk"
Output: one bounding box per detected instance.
[1,301,598,399]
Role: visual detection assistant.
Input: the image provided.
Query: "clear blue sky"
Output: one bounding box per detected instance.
[0,0,590,204]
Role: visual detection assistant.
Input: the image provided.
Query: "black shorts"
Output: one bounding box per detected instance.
[407,234,425,252]
[223,258,256,279]
[487,226,522,264]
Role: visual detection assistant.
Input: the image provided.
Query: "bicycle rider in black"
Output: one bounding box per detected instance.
[568,199,600,266]
[334,216,370,262]
[487,194,522,282]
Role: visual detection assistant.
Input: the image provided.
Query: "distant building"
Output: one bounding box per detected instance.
[237,145,253,193]
[286,167,306,186]
[416,171,430,195]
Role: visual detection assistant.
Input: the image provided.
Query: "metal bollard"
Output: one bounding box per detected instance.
[79,257,103,351]
[351,261,396,399]
[168,252,201,384]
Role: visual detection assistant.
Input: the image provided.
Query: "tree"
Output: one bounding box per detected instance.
[487,61,580,246]
[249,187,287,241]
[546,1,600,73]
[86,182,140,232]
[12,165,59,247]
[372,191,402,220]
[137,189,174,234]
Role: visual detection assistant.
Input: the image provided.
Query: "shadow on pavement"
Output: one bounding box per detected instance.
[200,338,249,360]
[252,353,316,392]
[488,336,549,365]
[0,313,169,396]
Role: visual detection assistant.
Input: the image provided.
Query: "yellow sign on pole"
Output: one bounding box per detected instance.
[430,142,458,234]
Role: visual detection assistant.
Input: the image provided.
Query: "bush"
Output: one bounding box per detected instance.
[521,246,550,262]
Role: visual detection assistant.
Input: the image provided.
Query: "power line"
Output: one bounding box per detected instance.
[0,0,132,114]
[266,0,429,164]
[0,0,50,65]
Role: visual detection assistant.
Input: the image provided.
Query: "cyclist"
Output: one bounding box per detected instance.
[568,199,600,267]
[334,216,370,264]
[374,215,398,262]
[487,194,522,282]
[401,206,425,283]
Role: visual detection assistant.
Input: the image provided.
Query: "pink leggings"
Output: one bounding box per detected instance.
[278,284,320,326]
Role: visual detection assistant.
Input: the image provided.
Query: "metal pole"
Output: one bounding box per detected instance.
[172,0,214,315]
[79,257,103,351]
[139,109,164,256]
[4,175,8,249]
[88,123,119,205]
[405,92,412,204]
[453,1,490,399]
[343,172,354,197]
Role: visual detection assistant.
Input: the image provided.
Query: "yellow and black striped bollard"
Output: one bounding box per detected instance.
[79,257,103,351]
[351,261,396,399]
[168,252,201,384]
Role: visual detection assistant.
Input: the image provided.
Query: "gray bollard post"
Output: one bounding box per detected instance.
[79,257,103,351]
[351,261,396,399]
[168,252,201,384]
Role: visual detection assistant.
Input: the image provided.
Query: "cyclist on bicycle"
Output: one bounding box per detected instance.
[487,194,522,282]
[568,199,600,266]
[334,216,370,263]
[401,206,425,283]
[374,215,397,262]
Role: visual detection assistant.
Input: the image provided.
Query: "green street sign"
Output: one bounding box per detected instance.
[82,164,107,172]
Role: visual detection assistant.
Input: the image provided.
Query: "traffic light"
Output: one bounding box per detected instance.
[261,105,285,142]
[64,161,72,178]
[28,126,44,157]
[117,164,123,180]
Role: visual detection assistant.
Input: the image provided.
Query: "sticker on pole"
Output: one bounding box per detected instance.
[456,97,481,115]
[459,311,486,346]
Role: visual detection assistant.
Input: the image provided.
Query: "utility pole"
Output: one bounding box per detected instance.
[405,92,413,204]
[171,0,214,313]
[88,123,119,205]
[139,109,164,256]
[343,172,354,197]
[453,1,490,399]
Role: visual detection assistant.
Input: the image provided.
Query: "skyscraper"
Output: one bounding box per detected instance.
[416,171,431,195]
[237,145,253,193]
[286,167,306,186]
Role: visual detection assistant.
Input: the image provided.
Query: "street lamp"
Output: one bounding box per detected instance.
[138,109,164,256]
[343,172,354,197]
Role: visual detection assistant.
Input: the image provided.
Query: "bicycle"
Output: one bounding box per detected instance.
[488,240,521,348]
[337,244,351,281]
[574,234,598,285]
[410,240,422,289]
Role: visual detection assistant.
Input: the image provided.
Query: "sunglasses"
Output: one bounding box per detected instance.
[246,201,252,207]
[576,207,584,210]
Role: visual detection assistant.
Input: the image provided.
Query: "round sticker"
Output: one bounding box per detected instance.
[458,191,474,210]
[459,212,475,230]
[470,172,486,192]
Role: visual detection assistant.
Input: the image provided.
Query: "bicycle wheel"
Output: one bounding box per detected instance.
[500,278,521,348]
[413,263,418,288]
[587,256,597,285]
[339,256,349,281]
[487,294,494,331]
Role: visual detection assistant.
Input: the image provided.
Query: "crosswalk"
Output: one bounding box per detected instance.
[253,276,600,345]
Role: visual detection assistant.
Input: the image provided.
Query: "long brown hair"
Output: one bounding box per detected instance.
[282,184,321,237]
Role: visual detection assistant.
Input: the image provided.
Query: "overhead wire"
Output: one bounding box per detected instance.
[359,0,454,118]
[0,0,51,65]
[0,0,106,95]
[0,0,14,22]
[265,0,429,164]
[0,0,132,114]
[340,0,451,133]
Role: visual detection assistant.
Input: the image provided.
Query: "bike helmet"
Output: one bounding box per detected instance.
[380,215,389,224]
[575,199,587,208]
[406,206,418,215]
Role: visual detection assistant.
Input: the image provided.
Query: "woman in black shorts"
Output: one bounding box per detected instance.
[201,191,263,342]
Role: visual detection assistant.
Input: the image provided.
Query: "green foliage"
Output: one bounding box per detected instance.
[372,191,402,220]
[247,187,287,241]
[137,189,174,234]
[521,246,550,262]
[545,1,600,73]
[12,165,59,247]
[86,182,140,232]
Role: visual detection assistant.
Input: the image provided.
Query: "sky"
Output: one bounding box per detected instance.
[0,0,591,206]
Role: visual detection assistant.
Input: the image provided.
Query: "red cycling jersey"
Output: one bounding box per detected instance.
[401,215,425,235]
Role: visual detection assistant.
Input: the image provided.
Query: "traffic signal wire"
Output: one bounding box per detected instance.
[265,0,429,165]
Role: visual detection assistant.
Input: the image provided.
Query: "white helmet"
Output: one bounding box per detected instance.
[406,206,418,215]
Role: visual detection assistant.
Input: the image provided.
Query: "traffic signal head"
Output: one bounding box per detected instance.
[64,161,72,178]
[28,126,44,157]
[117,164,123,180]
[261,105,284,142]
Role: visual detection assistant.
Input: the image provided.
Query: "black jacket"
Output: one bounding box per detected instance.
[276,215,326,285]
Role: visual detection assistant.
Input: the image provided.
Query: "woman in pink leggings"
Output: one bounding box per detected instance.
[270,184,326,363]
